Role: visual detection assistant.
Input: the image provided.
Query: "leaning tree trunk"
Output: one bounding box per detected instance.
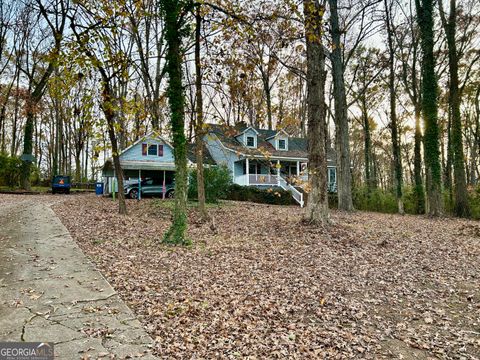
[328,0,354,211]
[303,0,329,224]
[194,5,208,221]
[385,0,404,214]
[101,82,127,215]
[415,0,443,216]
[163,0,189,245]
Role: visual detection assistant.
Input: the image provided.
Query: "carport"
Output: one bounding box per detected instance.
[101,159,176,198]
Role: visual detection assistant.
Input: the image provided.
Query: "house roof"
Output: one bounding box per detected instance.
[102,141,215,173]
[206,123,336,165]
[187,143,216,165]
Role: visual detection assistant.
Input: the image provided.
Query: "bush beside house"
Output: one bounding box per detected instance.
[226,184,297,205]
[188,165,232,203]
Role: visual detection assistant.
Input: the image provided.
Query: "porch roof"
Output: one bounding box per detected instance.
[103,159,177,173]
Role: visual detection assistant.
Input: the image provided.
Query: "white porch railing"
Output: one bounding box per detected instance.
[249,174,279,185]
[278,176,304,208]
[234,174,280,186]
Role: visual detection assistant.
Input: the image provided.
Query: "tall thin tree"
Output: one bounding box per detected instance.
[20,0,68,190]
[328,0,354,211]
[194,4,208,221]
[415,0,443,216]
[163,0,190,244]
[438,0,471,217]
[384,0,404,214]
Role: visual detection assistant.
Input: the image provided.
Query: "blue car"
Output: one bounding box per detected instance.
[52,175,71,194]
[124,178,175,199]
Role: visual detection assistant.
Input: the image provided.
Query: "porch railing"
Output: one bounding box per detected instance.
[249,174,279,185]
[234,174,279,186]
[233,173,304,207]
[278,176,304,207]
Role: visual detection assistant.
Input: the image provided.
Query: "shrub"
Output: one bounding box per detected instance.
[226,184,297,205]
[403,186,422,214]
[353,187,398,214]
[188,165,232,203]
[0,153,22,187]
[468,185,480,220]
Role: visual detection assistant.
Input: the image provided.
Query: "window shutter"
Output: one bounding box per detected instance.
[142,143,147,156]
[158,144,163,156]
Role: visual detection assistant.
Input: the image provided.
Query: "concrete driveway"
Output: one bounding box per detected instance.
[0,196,157,359]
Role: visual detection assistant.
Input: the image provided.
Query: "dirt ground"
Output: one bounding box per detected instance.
[49,194,479,359]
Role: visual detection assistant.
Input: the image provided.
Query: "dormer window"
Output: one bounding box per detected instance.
[246,136,256,148]
[278,139,287,150]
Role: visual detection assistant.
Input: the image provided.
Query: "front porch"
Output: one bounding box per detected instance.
[233,158,307,186]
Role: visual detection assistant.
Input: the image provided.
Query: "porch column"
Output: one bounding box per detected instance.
[138,169,142,200]
[246,158,249,186]
[112,169,116,201]
[277,160,280,186]
[297,161,300,176]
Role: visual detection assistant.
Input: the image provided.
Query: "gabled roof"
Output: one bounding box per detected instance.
[102,136,215,172]
[205,123,336,165]
[265,129,289,140]
[234,126,259,137]
[121,133,215,165]
[121,131,174,154]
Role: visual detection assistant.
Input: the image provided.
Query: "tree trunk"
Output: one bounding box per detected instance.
[328,0,354,211]
[20,109,35,190]
[264,75,273,130]
[361,96,375,191]
[102,83,127,215]
[413,104,425,213]
[194,6,208,221]
[472,87,480,185]
[385,0,404,214]
[439,0,470,217]
[303,0,329,224]
[11,74,20,157]
[163,0,189,245]
[21,64,56,190]
[415,0,443,216]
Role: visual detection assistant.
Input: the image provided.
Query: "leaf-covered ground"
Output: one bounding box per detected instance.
[53,194,480,359]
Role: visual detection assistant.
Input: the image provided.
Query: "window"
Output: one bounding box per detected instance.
[142,143,164,156]
[278,139,287,150]
[246,136,255,147]
[148,144,157,155]
[328,168,336,184]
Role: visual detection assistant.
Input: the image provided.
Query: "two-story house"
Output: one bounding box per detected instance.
[203,123,337,206]
[101,125,337,206]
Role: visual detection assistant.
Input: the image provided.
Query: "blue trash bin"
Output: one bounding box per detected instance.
[95,182,104,196]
